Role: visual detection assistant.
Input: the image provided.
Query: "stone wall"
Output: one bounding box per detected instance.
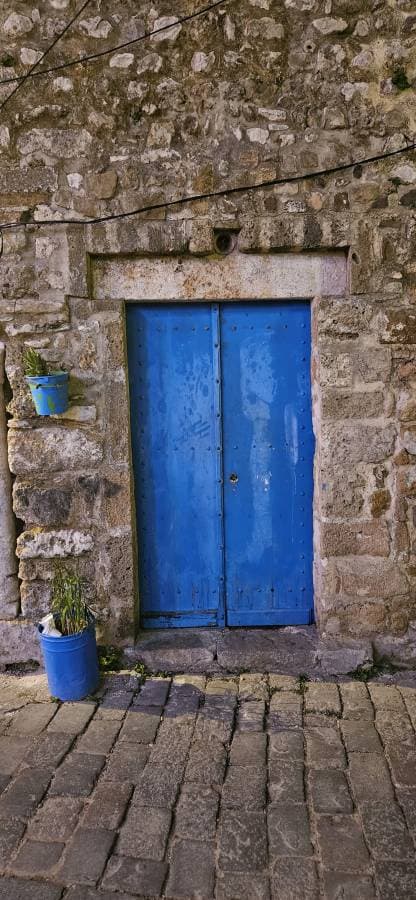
[0,0,416,663]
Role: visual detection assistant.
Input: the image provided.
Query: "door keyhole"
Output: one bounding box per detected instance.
[229,473,238,484]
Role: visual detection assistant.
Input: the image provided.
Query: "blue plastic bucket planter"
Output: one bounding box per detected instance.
[26,372,69,416]
[38,621,99,701]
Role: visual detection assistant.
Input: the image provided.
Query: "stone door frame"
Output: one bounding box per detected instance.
[63,218,352,636]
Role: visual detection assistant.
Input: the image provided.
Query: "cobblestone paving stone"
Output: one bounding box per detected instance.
[0,673,416,898]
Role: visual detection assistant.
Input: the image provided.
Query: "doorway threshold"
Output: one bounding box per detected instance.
[125,626,373,678]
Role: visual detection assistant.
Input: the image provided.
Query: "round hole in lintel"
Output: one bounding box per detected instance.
[351,251,360,265]
[214,230,237,255]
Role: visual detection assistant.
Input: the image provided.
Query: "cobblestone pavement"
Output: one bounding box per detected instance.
[1,672,416,899]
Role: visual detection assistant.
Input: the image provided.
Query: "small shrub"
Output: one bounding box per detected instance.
[23,348,50,377]
[51,568,92,636]
[392,67,410,91]
[98,645,123,672]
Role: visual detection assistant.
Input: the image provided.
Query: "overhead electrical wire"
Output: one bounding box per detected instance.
[0,0,230,88]
[0,0,94,113]
[0,140,415,236]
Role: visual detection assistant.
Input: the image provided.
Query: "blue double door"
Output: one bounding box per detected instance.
[127,302,314,628]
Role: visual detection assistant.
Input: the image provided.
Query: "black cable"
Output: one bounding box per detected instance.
[0,139,415,235]
[0,0,94,113]
[0,0,230,88]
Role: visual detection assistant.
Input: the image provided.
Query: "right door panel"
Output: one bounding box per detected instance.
[221,302,314,626]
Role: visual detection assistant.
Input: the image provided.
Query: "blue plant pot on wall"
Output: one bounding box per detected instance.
[38,622,100,701]
[26,372,69,416]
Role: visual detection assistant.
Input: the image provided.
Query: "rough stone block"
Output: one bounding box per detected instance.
[8,702,58,735]
[76,719,120,755]
[269,730,304,762]
[185,739,226,785]
[271,859,318,900]
[269,675,299,692]
[230,733,267,766]
[174,786,218,841]
[133,764,181,807]
[379,310,416,344]
[268,761,305,804]
[323,873,376,899]
[102,855,167,896]
[102,744,149,785]
[268,693,302,729]
[49,752,105,797]
[348,753,394,801]
[314,640,373,676]
[341,720,383,754]
[340,682,373,720]
[316,815,370,871]
[305,727,346,769]
[82,780,132,830]
[27,797,83,842]
[304,683,340,716]
[8,428,103,475]
[117,805,171,858]
[0,817,26,867]
[374,861,416,900]
[222,765,266,810]
[268,804,313,859]
[219,808,267,872]
[320,521,390,557]
[165,840,215,899]
[321,424,396,465]
[48,702,95,735]
[0,736,33,775]
[361,801,414,860]
[368,685,405,711]
[22,733,72,769]
[9,839,64,877]
[0,878,63,900]
[238,673,268,701]
[57,827,115,884]
[386,747,416,788]
[308,769,353,814]
[217,872,271,900]
[0,767,51,818]
[17,528,93,559]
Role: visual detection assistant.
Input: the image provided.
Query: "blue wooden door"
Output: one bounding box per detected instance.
[127,301,314,628]
[221,302,314,625]
[127,305,225,628]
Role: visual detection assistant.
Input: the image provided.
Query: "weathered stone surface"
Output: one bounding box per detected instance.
[360,801,414,860]
[271,859,318,900]
[165,840,215,899]
[27,797,82,842]
[8,429,103,475]
[316,815,370,871]
[48,702,95,734]
[314,640,373,676]
[49,752,105,797]
[305,727,346,769]
[57,827,115,884]
[348,753,394,802]
[323,873,376,899]
[10,839,64,876]
[0,878,63,900]
[8,702,57,735]
[102,856,168,896]
[268,804,313,859]
[219,808,267,872]
[308,769,353,813]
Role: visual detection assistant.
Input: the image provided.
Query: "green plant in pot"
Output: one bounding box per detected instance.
[23,347,69,416]
[38,568,99,701]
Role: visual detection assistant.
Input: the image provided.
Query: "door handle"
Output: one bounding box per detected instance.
[229,473,239,484]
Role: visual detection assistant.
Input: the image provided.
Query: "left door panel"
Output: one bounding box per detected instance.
[127,304,224,628]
